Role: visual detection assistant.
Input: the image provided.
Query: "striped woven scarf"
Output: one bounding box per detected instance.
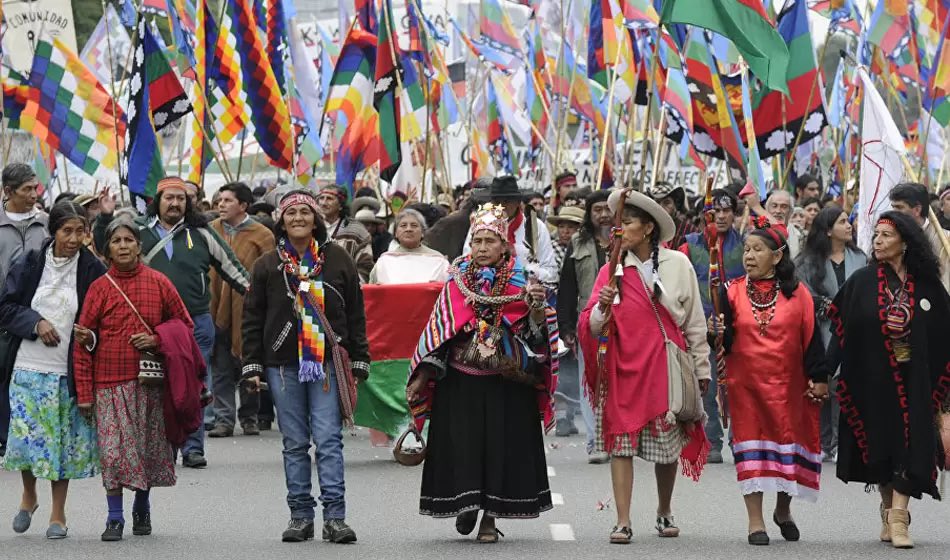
[279,237,326,383]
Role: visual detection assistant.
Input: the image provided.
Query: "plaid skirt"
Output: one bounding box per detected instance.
[95,380,176,491]
[594,381,686,463]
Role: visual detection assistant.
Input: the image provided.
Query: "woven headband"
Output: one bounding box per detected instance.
[278,192,319,218]
[157,177,189,194]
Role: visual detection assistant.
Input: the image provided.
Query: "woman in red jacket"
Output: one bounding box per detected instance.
[73,218,193,542]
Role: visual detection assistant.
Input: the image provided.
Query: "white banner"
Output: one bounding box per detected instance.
[2,0,79,74]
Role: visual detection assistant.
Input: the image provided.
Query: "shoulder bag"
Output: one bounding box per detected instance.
[104,274,165,386]
[635,270,704,423]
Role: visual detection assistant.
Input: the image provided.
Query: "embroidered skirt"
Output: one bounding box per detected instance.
[419,367,552,519]
[594,382,686,463]
[95,380,176,491]
[4,368,99,480]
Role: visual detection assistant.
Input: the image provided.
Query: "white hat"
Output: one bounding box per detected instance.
[607,189,676,243]
[355,207,383,225]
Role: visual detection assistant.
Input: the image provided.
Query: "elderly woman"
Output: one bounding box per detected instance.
[817,211,950,549]
[406,203,557,543]
[73,218,195,542]
[242,190,370,544]
[709,217,826,546]
[578,189,711,544]
[369,208,449,285]
[0,202,105,539]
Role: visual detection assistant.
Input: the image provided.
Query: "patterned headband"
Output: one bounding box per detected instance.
[469,203,508,240]
[320,186,348,205]
[157,177,189,194]
[278,192,319,219]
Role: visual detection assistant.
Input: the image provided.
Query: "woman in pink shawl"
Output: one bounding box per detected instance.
[579,189,711,544]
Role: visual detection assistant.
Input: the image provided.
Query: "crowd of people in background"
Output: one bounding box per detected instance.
[0,162,948,549]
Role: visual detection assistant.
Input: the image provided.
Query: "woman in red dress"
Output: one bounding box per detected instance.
[709,218,828,546]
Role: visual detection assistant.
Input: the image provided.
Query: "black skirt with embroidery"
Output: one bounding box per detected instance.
[419,366,552,519]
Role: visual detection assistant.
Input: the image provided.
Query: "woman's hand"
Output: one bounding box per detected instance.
[36,319,61,347]
[597,285,618,310]
[707,313,725,337]
[73,324,93,348]
[130,332,158,351]
[805,380,829,404]
[406,369,432,403]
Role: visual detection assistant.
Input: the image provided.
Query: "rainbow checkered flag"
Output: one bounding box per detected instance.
[21,35,126,183]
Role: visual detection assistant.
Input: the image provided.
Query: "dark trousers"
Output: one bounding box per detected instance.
[0,375,9,449]
[211,328,259,429]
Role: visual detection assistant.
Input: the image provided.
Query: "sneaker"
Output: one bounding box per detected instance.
[208,425,234,438]
[242,421,260,436]
[132,511,151,536]
[707,449,724,464]
[182,452,207,469]
[555,419,574,437]
[322,519,357,543]
[101,519,124,542]
[588,451,610,464]
[282,518,315,542]
[821,450,837,463]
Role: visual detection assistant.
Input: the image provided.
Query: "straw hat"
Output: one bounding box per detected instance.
[607,189,676,243]
[546,206,585,226]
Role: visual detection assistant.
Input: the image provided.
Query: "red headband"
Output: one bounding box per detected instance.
[877,217,897,229]
[751,216,788,251]
[278,192,319,219]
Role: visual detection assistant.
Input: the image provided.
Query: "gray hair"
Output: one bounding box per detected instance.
[394,208,428,234]
[105,216,141,243]
[2,163,36,189]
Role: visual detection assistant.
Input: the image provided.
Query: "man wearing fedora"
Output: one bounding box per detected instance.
[548,206,584,273]
[462,176,558,284]
[351,193,392,261]
[678,188,745,464]
[646,181,698,250]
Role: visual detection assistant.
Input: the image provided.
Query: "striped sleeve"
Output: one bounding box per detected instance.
[200,227,250,295]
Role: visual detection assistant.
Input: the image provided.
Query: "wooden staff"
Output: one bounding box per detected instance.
[594,46,626,192]
[594,186,630,389]
[702,173,728,427]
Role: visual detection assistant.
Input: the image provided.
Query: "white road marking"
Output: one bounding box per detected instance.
[552,493,564,506]
[549,523,575,541]
[547,466,556,477]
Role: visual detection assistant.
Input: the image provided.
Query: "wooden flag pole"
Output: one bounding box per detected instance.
[594,46,626,192]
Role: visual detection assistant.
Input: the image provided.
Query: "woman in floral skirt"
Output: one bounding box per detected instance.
[0,201,105,539]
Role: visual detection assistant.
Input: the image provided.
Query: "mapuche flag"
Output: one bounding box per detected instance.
[661,0,790,95]
[354,283,443,437]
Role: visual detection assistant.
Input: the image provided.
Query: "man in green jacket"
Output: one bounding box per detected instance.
[95,177,249,468]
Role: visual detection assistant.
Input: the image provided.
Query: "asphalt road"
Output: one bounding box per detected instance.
[0,427,947,560]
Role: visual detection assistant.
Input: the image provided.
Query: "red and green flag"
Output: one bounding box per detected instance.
[355,284,443,437]
[374,0,402,183]
[661,0,790,95]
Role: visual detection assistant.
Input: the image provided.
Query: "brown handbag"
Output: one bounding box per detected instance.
[392,424,427,466]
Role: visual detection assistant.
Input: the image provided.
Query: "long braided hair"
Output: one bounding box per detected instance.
[622,205,662,298]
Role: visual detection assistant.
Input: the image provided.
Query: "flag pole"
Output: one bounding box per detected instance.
[101,0,127,203]
[595,46,627,192]
[636,33,662,187]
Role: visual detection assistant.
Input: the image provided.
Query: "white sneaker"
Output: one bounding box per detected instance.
[588,451,610,464]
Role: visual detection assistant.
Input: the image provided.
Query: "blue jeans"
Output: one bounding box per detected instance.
[575,348,596,453]
[703,351,724,452]
[266,364,345,521]
[183,313,214,457]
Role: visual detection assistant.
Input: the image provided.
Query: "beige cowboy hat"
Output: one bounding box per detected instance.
[607,188,676,243]
[546,206,585,226]
[354,207,383,225]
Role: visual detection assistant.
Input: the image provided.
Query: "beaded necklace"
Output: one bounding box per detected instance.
[883,271,913,363]
[747,277,780,336]
[456,255,520,358]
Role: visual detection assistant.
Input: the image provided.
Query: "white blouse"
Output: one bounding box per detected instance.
[14,247,80,375]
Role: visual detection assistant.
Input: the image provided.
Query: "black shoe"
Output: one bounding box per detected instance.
[242,421,260,436]
[322,519,357,543]
[101,520,124,542]
[132,511,151,536]
[773,514,800,541]
[282,518,314,542]
[182,452,207,469]
[748,531,770,546]
[456,510,479,535]
[259,420,272,431]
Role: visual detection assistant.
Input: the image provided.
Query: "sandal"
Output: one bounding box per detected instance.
[609,525,633,544]
[655,515,680,538]
[455,511,479,536]
[476,528,503,543]
[772,513,800,541]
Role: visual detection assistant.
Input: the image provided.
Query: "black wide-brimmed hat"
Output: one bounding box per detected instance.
[486,175,525,201]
